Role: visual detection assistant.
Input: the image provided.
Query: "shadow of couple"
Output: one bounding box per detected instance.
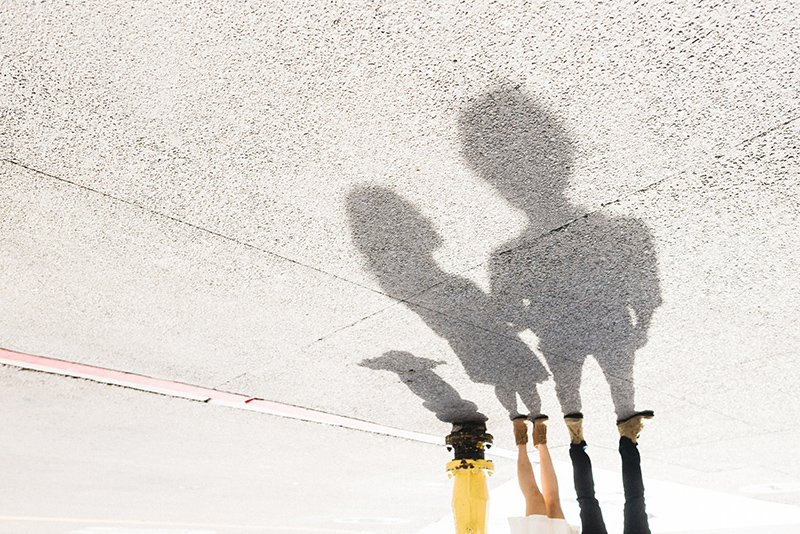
[349,84,661,424]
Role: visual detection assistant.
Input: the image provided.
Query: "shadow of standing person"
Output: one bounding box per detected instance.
[347,187,549,419]
[459,85,662,419]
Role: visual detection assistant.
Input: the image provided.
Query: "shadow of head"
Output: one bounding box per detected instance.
[458,84,576,216]
[347,186,442,254]
[346,186,445,297]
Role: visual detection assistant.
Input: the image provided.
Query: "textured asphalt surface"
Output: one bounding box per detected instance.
[2,1,800,533]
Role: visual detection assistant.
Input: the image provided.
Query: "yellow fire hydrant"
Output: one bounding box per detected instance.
[446,422,494,534]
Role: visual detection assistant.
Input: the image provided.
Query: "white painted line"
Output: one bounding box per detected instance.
[0,515,362,532]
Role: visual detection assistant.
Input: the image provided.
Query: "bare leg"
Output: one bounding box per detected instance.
[536,443,565,519]
[517,445,547,516]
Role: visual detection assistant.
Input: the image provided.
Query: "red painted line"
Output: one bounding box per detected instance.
[0,346,516,458]
[0,347,441,444]
[0,347,250,403]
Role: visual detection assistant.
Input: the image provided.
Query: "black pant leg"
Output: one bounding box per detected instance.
[619,437,651,534]
[569,442,608,534]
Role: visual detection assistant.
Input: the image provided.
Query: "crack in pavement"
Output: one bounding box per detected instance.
[7,110,798,417]
[736,113,800,148]
[1,157,387,297]
[223,112,800,389]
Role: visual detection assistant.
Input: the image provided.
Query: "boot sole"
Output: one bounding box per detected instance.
[616,410,655,425]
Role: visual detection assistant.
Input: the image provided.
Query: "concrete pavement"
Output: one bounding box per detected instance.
[2,1,800,532]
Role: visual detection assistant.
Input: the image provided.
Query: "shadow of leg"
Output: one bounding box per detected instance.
[496,384,530,420]
[597,351,637,420]
[518,385,543,420]
[547,353,585,416]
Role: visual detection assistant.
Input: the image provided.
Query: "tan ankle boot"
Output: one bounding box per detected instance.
[532,415,549,446]
[617,411,654,444]
[513,417,529,446]
[564,412,584,444]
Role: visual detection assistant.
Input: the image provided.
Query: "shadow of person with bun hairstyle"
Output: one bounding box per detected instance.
[347,187,549,420]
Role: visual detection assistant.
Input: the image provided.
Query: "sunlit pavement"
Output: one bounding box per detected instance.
[2,2,800,533]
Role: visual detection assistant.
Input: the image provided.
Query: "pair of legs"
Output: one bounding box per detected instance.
[567,412,652,534]
[514,417,565,519]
